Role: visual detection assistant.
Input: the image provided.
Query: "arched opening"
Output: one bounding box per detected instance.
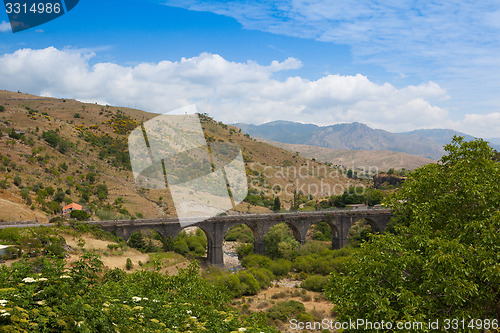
[223,223,255,269]
[348,218,374,247]
[305,221,338,252]
[263,222,300,260]
[172,226,208,262]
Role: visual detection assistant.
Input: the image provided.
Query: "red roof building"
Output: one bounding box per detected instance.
[62,203,83,216]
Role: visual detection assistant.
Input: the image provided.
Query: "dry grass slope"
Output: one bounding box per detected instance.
[0,90,364,222]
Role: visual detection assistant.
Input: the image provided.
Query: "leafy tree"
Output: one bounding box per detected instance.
[0,105,4,112]
[95,184,108,200]
[264,223,299,259]
[126,257,133,270]
[13,175,22,187]
[70,209,90,221]
[20,187,30,201]
[45,186,55,196]
[128,231,146,250]
[365,188,384,206]
[326,137,500,323]
[53,189,65,203]
[42,130,60,147]
[272,196,281,212]
[86,172,96,183]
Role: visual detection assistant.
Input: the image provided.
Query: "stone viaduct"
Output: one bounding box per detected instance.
[88,208,391,266]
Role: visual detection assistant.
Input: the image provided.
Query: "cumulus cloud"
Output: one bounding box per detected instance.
[0,21,11,33]
[161,0,500,126]
[1,47,496,136]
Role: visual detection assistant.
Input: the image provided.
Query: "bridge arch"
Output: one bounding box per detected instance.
[90,209,392,265]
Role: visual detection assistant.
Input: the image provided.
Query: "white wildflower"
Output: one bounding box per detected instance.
[186,310,192,314]
[132,296,142,302]
[142,297,148,300]
[0,300,7,306]
[22,277,37,283]
[238,328,247,332]
[1,312,10,316]
[38,278,48,282]
[36,300,46,306]
[60,275,71,279]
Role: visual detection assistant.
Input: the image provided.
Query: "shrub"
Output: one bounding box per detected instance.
[70,209,90,221]
[126,258,133,270]
[300,275,329,292]
[266,300,306,321]
[238,271,260,295]
[128,232,146,251]
[267,259,292,277]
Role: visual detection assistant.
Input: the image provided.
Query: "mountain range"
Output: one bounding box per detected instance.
[234,121,500,160]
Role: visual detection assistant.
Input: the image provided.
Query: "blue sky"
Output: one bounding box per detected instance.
[0,0,499,137]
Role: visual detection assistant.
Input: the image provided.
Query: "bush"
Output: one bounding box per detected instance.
[0,105,4,112]
[0,258,276,332]
[70,209,90,221]
[266,300,306,321]
[300,275,329,292]
[128,232,146,251]
[267,259,292,277]
[238,271,260,295]
[126,258,133,270]
[0,227,20,243]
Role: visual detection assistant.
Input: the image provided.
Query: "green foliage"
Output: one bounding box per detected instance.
[13,175,22,187]
[82,131,131,170]
[42,130,71,154]
[0,227,21,243]
[264,223,300,259]
[173,230,207,257]
[70,210,90,221]
[326,137,500,324]
[125,257,133,270]
[224,224,254,243]
[128,231,146,251]
[300,275,329,292]
[0,105,4,112]
[272,196,281,211]
[266,300,306,322]
[0,256,277,332]
[95,183,108,200]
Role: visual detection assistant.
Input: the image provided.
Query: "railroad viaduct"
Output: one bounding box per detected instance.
[88,209,392,266]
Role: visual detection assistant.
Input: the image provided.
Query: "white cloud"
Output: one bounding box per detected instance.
[161,0,500,125]
[0,21,11,33]
[1,47,497,137]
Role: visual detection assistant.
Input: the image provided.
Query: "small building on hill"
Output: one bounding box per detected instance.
[62,203,83,217]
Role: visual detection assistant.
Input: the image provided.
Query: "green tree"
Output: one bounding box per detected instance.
[264,224,299,259]
[95,184,108,200]
[128,231,146,251]
[13,175,22,187]
[365,188,384,206]
[0,105,5,112]
[70,209,90,221]
[126,257,133,270]
[326,137,500,324]
[272,196,281,212]
[86,172,96,183]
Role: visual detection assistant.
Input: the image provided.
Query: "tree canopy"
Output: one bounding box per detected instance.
[326,137,500,327]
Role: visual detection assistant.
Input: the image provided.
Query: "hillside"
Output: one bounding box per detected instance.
[234,121,500,160]
[258,139,435,171]
[0,91,364,222]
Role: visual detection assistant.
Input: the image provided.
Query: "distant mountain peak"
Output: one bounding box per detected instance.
[232,120,500,160]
